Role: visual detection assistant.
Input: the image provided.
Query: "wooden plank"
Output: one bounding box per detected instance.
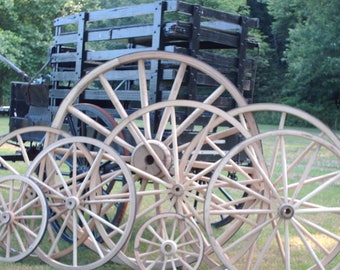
[53,33,78,45]
[52,71,79,81]
[51,52,77,63]
[88,2,158,21]
[87,25,153,42]
[54,13,84,26]
[84,90,142,101]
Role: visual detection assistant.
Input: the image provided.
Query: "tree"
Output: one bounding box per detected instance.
[280,0,340,128]
[0,0,100,104]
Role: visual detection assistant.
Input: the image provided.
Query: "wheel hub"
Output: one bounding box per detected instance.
[278,204,295,219]
[65,196,79,210]
[171,184,185,196]
[131,140,171,176]
[161,240,177,256]
[25,187,37,200]
[0,211,13,225]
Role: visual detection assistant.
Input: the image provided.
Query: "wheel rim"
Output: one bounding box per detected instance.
[0,175,48,262]
[204,129,340,269]
[25,136,136,270]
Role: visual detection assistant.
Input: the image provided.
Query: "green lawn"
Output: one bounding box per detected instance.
[0,115,9,135]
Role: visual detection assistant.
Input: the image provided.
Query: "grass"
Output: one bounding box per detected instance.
[0,115,9,135]
[0,115,339,269]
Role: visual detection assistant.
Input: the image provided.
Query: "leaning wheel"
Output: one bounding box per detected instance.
[204,129,340,269]
[134,213,204,270]
[25,136,136,270]
[0,126,70,176]
[0,175,48,262]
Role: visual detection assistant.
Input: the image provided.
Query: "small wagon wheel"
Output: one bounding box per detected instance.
[0,175,48,262]
[0,126,70,176]
[25,136,136,270]
[103,100,254,268]
[204,130,340,269]
[134,213,204,270]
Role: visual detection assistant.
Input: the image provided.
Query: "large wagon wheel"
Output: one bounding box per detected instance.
[204,130,340,269]
[25,136,136,270]
[0,175,48,262]
[48,51,258,267]
[198,103,340,229]
[0,126,70,176]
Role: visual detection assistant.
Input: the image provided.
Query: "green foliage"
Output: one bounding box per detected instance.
[0,0,101,92]
[279,0,340,128]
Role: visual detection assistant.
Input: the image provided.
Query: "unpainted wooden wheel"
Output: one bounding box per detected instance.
[134,213,204,270]
[25,136,136,270]
[0,175,48,262]
[204,129,340,269]
[48,51,260,268]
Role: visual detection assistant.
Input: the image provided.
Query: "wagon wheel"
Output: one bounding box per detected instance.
[0,126,70,176]
[0,175,48,262]
[49,51,259,267]
[50,51,257,230]
[204,130,340,269]
[228,103,340,147]
[25,136,136,270]
[98,100,255,268]
[134,213,204,270]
